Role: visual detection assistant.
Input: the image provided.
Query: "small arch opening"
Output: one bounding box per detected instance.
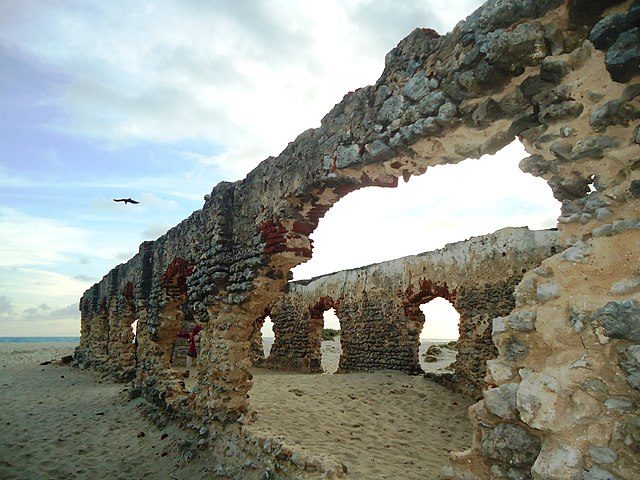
[131,319,138,339]
[261,315,274,359]
[418,297,460,374]
[169,312,201,389]
[322,308,342,374]
[131,318,139,365]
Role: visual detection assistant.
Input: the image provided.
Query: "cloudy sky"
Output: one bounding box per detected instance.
[0,0,560,338]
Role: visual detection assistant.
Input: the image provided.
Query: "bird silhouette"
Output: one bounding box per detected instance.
[113,198,140,204]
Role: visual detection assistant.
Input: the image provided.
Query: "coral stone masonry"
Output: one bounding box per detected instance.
[261,228,560,398]
[76,0,640,478]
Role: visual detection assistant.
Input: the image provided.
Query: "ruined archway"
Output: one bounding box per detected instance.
[249,311,274,365]
[291,140,558,280]
[154,257,194,375]
[307,296,336,373]
[76,2,640,477]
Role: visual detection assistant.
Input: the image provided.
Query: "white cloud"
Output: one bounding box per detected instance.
[2,268,91,304]
[0,300,80,336]
[0,0,484,179]
[0,207,128,268]
[0,295,13,314]
[0,207,92,267]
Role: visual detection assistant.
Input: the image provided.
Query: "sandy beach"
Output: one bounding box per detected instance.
[0,342,221,480]
[249,339,472,479]
[1,341,472,479]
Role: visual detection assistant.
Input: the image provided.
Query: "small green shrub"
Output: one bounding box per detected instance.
[322,328,340,341]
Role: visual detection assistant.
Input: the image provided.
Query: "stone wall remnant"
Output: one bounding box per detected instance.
[75,0,640,477]
[261,227,560,397]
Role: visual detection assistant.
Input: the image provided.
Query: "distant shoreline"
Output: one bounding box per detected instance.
[0,337,80,343]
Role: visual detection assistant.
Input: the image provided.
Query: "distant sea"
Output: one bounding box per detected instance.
[0,337,80,343]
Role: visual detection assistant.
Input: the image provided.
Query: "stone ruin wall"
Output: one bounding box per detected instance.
[75,0,640,478]
[257,227,560,398]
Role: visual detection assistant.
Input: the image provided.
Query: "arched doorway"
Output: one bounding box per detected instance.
[321,307,341,374]
[419,297,460,374]
[261,315,274,359]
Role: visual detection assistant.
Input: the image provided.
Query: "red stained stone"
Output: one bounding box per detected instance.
[161,257,194,293]
[123,282,135,305]
[265,237,286,248]
[290,247,312,258]
[402,279,456,316]
[309,296,334,317]
[264,245,288,254]
[292,221,315,236]
[421,27,440,39]
[372,174,398,188]
[333,184,359,196]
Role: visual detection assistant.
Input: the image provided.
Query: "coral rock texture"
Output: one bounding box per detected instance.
[76,0,640,478]
[258,227,559,398]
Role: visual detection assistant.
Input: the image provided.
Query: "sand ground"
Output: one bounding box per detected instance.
[0,343,220,480]
[248,339,472,479]
[1,342,472,479]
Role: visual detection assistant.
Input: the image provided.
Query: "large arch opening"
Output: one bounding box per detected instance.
[249,140,560,477]
[307,296,336,373]
[291,140,559,280]
[131,318,139,366]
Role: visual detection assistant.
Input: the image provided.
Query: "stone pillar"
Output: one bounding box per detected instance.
[249,314,267,366]
[106,297,137,372]
[90,297,110,360]
[267,298,319,372]
[339,293,418,373]
[451,279,518,398]
[195,305,254,422]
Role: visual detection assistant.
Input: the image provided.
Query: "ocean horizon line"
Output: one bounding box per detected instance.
[0,336,80,343]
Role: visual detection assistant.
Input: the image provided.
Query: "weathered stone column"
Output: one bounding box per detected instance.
[266,297,318,372]
[452,279,518,398]
[194,305,254,422]
[248,313,267,366]
[339,293,418,373]
[105,295,137,376]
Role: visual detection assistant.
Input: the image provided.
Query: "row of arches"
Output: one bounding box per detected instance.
[252,298,460,375]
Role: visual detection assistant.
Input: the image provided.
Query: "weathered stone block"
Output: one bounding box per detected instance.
[605,28,640,83]
[402,72,431,101]
[484,383,519,419]
[588,445,617,465]
[531,443,583,480]
[589,14,628,50]
[583,465,620,480]
[604,396,636,411]
[507,310,536,332]
[617,344,640,390]
[592,300,640,341]
[481,423,541,467]
[536,282,561,302]
[589,100,639,129]
[517,372,561,430]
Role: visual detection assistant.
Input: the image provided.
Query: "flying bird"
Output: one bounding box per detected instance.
[113,198,140,204]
